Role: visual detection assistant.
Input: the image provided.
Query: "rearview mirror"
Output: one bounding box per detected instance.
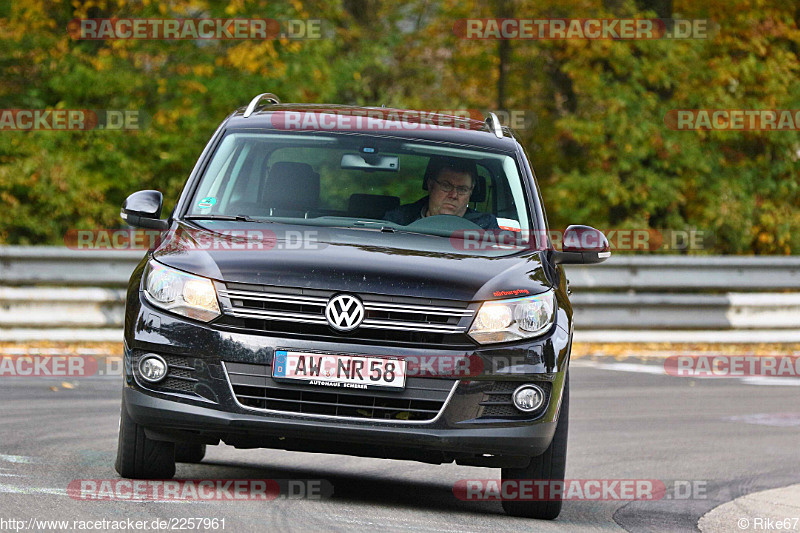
[121,190,169,230]
[341,153,399,172]
[550,225,610,265]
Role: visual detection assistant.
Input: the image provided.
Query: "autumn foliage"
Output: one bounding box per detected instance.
[0,0,798,253]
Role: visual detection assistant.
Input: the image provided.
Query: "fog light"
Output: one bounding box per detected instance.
[138,354,168,383]
[512,384,545,413]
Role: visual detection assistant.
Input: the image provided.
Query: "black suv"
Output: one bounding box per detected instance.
[115,93,610,519]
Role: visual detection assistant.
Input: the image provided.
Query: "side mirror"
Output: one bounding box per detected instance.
[550,225,611,265]
[121,190,169,230]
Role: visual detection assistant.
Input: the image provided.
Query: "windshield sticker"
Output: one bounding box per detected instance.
[198,196,216,208]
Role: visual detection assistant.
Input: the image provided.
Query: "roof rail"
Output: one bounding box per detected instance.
[485,112,503,139]
[243,93,281,118]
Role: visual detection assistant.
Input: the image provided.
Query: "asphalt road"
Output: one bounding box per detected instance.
[1,359,799,532]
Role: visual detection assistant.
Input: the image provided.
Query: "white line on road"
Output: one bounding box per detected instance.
[574,362,666,375]
[0,454,35,464]
[0,483,66,496]
[740,376,800,387]
[724,412,800,427]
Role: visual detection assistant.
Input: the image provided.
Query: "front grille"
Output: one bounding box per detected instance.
[132,352,200,397]
[215,283,476,347]
[224,361,455,422]
[479,380,552,419]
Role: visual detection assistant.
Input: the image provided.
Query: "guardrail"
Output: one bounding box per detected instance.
[565,255,800,292]
[0,247,144,287]
[2,246,799,342]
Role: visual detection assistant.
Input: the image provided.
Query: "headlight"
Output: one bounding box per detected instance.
[143,260,220,322]
[468,290,556,344]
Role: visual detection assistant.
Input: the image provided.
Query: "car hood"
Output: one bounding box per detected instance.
[151,221,551,302]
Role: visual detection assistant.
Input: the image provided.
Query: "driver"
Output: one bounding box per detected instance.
[383,157,500,229]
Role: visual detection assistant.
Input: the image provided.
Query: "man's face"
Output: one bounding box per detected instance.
[427,168,473,217]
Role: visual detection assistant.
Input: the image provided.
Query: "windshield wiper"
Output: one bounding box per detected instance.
[184,214,268,223]
[346,223,440,238]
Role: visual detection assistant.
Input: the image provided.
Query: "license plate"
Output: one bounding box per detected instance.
[272,350,406,390]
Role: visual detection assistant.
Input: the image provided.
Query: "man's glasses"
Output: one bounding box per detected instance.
[432,179,473,196]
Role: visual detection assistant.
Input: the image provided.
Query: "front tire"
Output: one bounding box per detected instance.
[501,372,569,520]
[114,394,176,479]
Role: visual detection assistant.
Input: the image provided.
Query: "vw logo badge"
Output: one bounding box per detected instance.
[325,294,365,332]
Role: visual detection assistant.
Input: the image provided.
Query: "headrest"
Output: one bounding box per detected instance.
[262,162,320,211]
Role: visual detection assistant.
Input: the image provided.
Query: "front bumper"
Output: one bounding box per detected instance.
[123,291,572,466]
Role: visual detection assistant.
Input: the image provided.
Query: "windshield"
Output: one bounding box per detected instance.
[185,131,532,245]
